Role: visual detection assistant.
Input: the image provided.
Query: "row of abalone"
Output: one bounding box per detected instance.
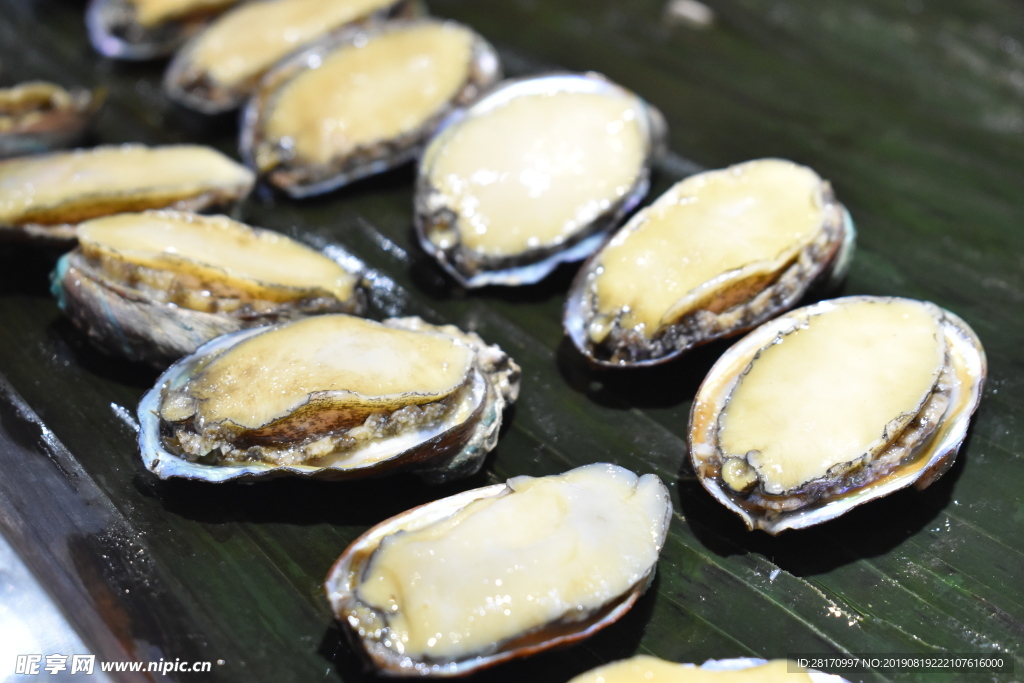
[86,0,511,199]
[7,0,986,557]
[6,1,987,557]
[0,1,990,679]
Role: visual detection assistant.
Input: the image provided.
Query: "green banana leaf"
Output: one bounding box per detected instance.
[0,1,1021,681]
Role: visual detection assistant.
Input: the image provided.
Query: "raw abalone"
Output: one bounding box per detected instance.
[415,72,666,287]
[86,0,242,60]
[325,463,671,676]
[569,656,850,682]
[164,0,424,114]
[0,144,254,243]
[564,159,854,366]
[0,82,101,158]
[52,210,365,366]
[689,296,986,534]
[240,19,500,197]
[138,314,520,482]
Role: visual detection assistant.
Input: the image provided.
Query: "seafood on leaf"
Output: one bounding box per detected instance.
[138,314,520,482]
[565,159,854,367]
[689,296,986,534]
[0,144,253,243]
[53,210,365,365]
[241,19,500,196]
[326,463,671,676]
[416,72,666,287]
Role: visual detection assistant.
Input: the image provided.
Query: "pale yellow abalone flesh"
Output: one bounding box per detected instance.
[564,159,853,366]
[240,19,501,196]
[164,0,423,113]
[416,72,666,287]
[689,296,986,534]
[87,0,242,60]
[0,82,101,158]
[0,144,254,242]
[137,314,520,482]
[52,210,364,365]
[325,463,671,676]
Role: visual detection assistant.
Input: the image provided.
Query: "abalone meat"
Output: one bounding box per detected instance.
[241,19,500,196]
[325,463,671,676]
[53,210,365,366]
[0,144,254,243]
[564,159,854,366]
[689,296,986,534]
[138,314,520,482]
[0,82,101,158]
[165,0,425,113]
[86,0,242,60]
[415,72,666,287]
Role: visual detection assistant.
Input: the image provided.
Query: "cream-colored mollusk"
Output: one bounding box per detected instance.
[718,298,945,495]
[427,91,645,257]
[54,211,363,367]
[0,145,250,222]
[564,157,851,367]
[354,464,669,662]
[174,315,474,431]
[77,212,358,304]
[416,73,663,288]
[0,82,97,159]
[688,296,986,533]
[0,145,253,231]
[128,0,238,27]
[569,656,818,683]
[262,23,473,166]
[330,464,671,674]
[88,0,243,61]
[0,82,86,131]
[593,159,826,335]
[242,19,499,196]
[187,0,401,89]
[139,314,520,481]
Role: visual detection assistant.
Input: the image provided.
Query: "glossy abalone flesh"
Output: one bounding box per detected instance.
[138,314,520,482]
[0,144,254,243]
[564,159,854,366]
[164,0,423,113]
[0,82,101,158]
[415,72,667,287]
[241,19,500,197]
[689,296,986,534]
[53,210,365,366]
[87,0,242,60]
[326,463,671,676]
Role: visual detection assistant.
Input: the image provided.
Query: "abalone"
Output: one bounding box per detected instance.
[0,144,254,243]
[564,159,854,366]
[240,19,500,196]
[164,0,424,113]
[87,0,242,60]
[415,72,666,287]
[689,296,986,534]
[53,210,365,365]
[138,314,520,482]
[0,82,101,158]
[326,463,671,676]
